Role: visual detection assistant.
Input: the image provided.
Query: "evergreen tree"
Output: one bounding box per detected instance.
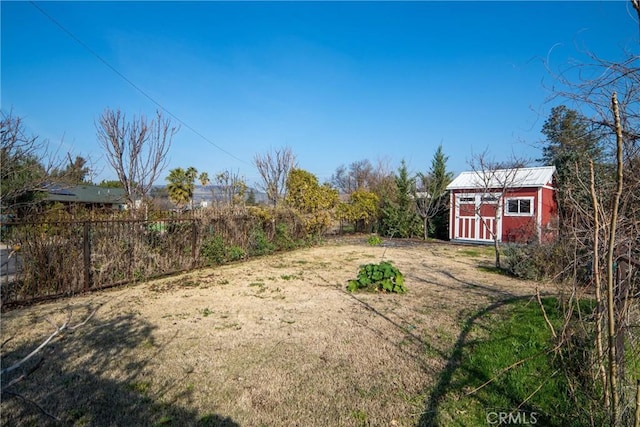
[416,145,453,240]
[380,160,422,238]
[246,189,257,206]
[49,155,91,184]
[540,105,605,228]
[98,180,124,188]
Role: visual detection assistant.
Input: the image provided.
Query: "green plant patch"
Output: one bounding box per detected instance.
[249,227,275,256]
[127,381,151,395]
[346,261,407,294]
[226,245,246,261]
[350,409,368,424]
[248,281,265,287]
[274,222,298,251]
[366,235,383,246]
[200,234,226,265]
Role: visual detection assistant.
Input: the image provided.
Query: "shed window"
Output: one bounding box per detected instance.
[506,198,533,216]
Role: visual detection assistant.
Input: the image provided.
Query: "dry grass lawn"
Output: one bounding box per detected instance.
[1,237,556,426]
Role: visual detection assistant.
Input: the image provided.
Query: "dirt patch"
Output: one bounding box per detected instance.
[1,239,557,426]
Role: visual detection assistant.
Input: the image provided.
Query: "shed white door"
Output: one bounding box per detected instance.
[454,194,501,242]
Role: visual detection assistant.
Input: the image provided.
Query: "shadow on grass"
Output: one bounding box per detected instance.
[344,270,536,394]
[344,291,444,375]
[345,263,567,427]
[1,302,238,426]
[436,270,514,300]
[417,295,562,427]
[417,296,521,426]
[343,272,538,388]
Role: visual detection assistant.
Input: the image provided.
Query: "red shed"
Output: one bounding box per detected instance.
[446,166,556,244]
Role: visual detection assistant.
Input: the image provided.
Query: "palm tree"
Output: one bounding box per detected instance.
[166,167,198,210]
[198,171,214,207]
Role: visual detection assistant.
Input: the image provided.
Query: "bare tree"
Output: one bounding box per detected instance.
[331,157,396,218]
[215,169,247,206]
[468,151,530,268]
[331,159,376,194]
[1,113,48,212]
[0,112,78,216]
[544,5,640,423]
[331,158,397,196]
[253,146,296,207]
[96,109,178,212]
[331,164,350,194]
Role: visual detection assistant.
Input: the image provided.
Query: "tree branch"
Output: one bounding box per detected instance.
[536,287,557,339]
[1,306,99,377]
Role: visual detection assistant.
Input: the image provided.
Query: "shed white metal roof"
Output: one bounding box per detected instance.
[446,166,555,191]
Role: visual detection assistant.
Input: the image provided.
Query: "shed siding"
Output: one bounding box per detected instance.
[449,184,557,244]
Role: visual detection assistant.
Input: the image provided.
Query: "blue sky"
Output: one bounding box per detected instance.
[2,1,639,187]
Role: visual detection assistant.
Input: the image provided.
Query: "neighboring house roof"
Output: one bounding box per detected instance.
[45,184,126,205]
[446,166,555,191]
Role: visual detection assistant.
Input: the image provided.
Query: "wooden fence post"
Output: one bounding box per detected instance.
[83,221,92,290]
[191,219,198,268]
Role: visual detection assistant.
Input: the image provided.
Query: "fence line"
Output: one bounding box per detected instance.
[1,211,307,308]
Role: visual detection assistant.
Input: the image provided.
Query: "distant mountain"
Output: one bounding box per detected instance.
[194,185,267,204]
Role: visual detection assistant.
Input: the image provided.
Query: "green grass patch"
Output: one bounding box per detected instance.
[431,297,602,427]
[140,338,155,349]
[350,409,368,425]
[456,247,490,258]
[248,281,265,287]
[366,235,383,246]
[127,381,152,395]
[154,415,173,426]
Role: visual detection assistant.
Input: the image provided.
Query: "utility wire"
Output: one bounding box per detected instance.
[28,1,251,167]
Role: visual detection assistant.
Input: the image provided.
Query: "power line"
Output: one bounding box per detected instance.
[28,1,251,167]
